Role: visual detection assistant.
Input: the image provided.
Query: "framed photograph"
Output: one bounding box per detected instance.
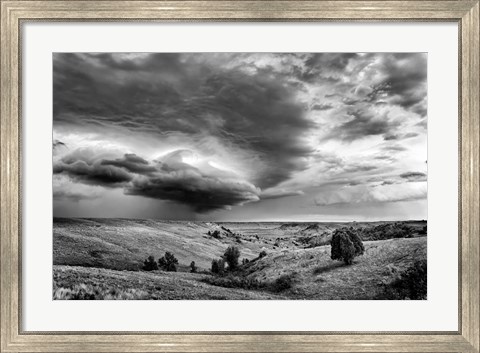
[1,1,478,352]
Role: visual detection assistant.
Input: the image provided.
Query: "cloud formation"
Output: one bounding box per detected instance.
[54,148,261,212]
[53,149,133,187]
[53,53,427,219]
[315,182,427,206]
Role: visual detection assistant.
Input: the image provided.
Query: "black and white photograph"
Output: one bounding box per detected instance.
[52,52,427,300]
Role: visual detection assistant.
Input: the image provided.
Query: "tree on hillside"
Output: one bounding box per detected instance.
[331,229,365,265]
[211,258,225,274]
[190,261,197,273]
[143,255,159,271]
[223,246,240,271]
[158,251,179,272]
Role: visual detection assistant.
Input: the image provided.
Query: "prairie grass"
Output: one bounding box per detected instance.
[53,283,150,300]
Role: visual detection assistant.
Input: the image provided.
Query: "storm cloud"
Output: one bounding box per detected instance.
[53,53,427,220]
[54,148,261,212]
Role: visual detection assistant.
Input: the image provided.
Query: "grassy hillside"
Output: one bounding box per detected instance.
[54,218,266,270]
[53,233,426,300]
[54,218,426,272]
[53,265,283,300]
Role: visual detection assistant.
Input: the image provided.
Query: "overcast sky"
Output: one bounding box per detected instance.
[53,53,427,221]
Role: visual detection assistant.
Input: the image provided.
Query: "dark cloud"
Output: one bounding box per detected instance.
[124,150,260,212]
[382,144,408,152]
[101,154,157,175]
[53,148,260,212]
[328,110,398,142]
[289,53,358,84]
[53,53,314,190]
[367,53,427,115]
[53,149,133,187]
[383,132,419,141]
[400,171,427,182]
[304,53,358,73]
[126,172,259,213]
[383,133,398,141]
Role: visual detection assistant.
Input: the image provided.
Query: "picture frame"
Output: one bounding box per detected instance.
[0,1,478,352]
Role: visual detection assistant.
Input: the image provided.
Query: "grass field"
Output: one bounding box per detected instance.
[53,218,426,300]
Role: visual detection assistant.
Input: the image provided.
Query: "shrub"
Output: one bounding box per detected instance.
[158,251,179,272]
[355,222,415,241]
[211,230,221,239]
[201,275,266,290]
[211,258,225,274]
[242,258,250,265]
[259,250,267,258]
[142,255,159,271]
[271,274,295,292]
[223,246,240,271]
[331,229,364,265]
[381,260,427,299]
[190,261,197,273]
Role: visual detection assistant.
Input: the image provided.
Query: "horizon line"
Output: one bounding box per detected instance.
[53,216,427,223]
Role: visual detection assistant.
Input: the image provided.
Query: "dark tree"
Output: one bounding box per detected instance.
[211,258,225,274]
[190,261,197,273]
[259,250,267,258]
[158,257,167,269]
[223,246,240,271]
[211,230,221,239]
[143,255,159,271]
[158,251,179,272]
[331,229,365,265]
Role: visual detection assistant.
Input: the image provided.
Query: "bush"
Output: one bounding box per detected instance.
[355,222,415,241]
[190,261,197,273]
[259,250,267,258]
[242,258,250,265]
[211,230,221,239]
[223,246,240,271]
[158,251,179,272]
[211,258,225,274]
[142,255,159,271]
[201,275,266,290]
[331,229,364,265]
[271,274,295,292]
[381,260,427,299]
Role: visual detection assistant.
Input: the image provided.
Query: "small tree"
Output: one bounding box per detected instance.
[259,250,267,258]
[158,251,179,272]
[211,259,225,274]
[331,229,365,265]
[143,255,158,271]
[223,246,240,271]
[190,261,197,273]
[211,230,221,239]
